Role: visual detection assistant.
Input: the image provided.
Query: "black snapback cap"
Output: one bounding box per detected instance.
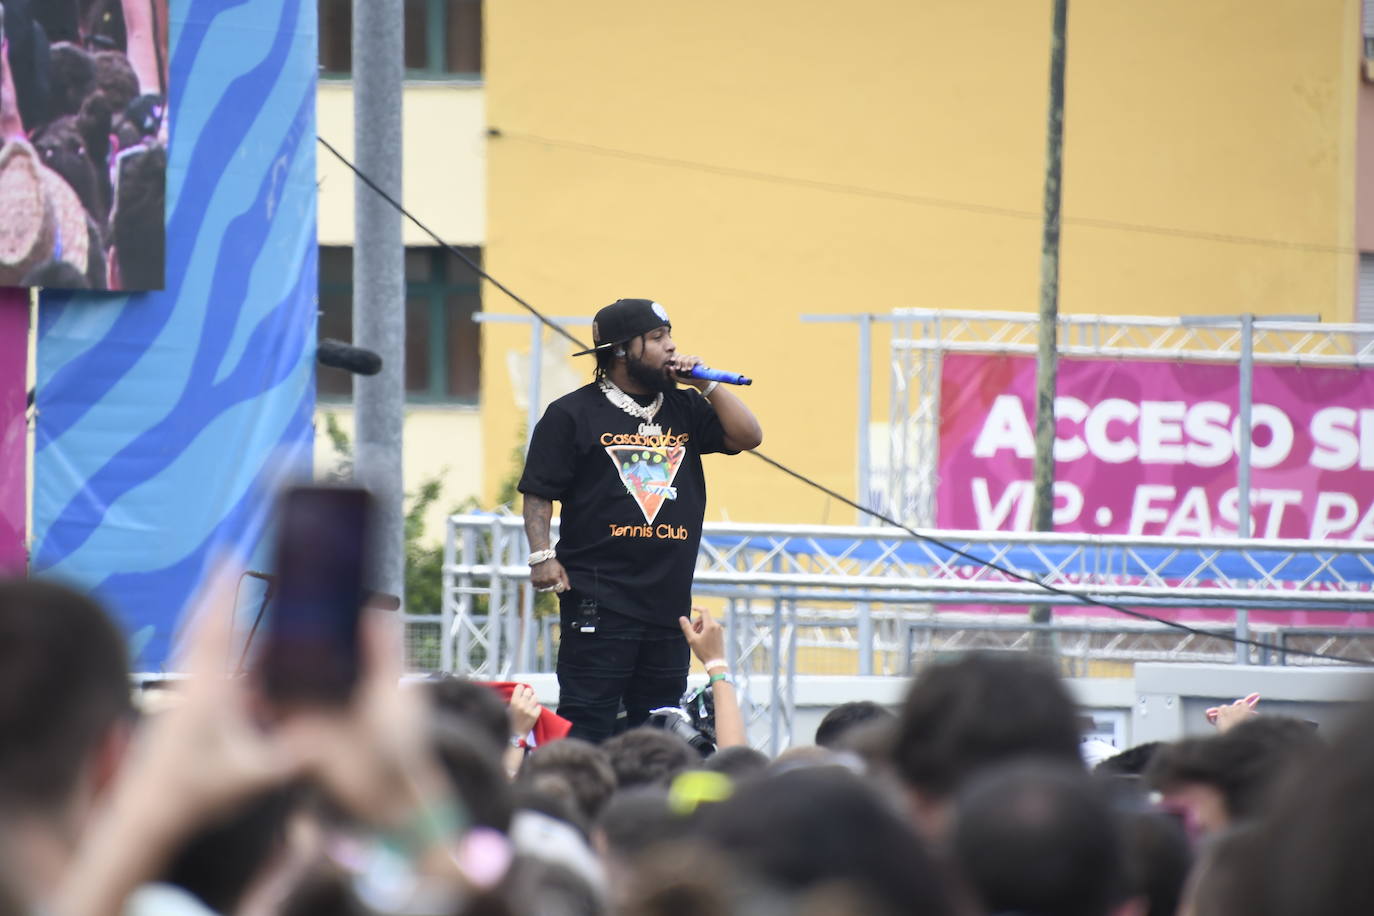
[571,298,672,356]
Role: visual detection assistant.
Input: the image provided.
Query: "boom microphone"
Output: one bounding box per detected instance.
[682,364,752,386]
[317,338,383,376]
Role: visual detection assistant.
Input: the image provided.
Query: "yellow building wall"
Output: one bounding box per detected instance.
[482,0,1362,525]
[317,82,487,247]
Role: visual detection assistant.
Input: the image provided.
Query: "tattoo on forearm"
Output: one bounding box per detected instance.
[524,496,553,550]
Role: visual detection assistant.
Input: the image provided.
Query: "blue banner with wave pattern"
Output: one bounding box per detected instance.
[32,0,317,671]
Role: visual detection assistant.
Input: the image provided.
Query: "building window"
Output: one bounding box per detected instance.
[319,0,482,80]
[318,246,482,404]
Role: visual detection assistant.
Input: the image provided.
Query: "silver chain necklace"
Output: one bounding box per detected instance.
[599,378,664,436]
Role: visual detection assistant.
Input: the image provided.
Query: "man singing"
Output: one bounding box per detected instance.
[518,298,762,742]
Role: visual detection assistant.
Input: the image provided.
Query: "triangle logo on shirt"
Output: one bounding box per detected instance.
[605,442,686,524]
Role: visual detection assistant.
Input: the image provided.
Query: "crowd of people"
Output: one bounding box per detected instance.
[3,572,1373,916]
[0,0,167,290]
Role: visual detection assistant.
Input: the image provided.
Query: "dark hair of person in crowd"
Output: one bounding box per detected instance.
[892,651,1083,800]
[495,855,605,916]
[766,744,856,775]
[431,714,514,832]
[1117,808,1193,916]
[701,744,769,780]
[158,786,297,914]
[1144,735,1225,820]
[519,737,617,826]
[93,50,139,116]
[827,715,900,782]
[1182,823,1265,916]
[592,786,703,910]
[110,143,165,289]
[613,843,740,916]
[1237,696,1374,916]
[426,675,512,750]
[814,700,894,749]
[592,789,685,867]
[952,760,1126,916]
[602,727,697,790]
[510,780,593,839]
[697,766,957,916]
[33,92,115,224]
[46,42,96,119]
[0,578,133,812]
[1095,740,1164,777]
[1145,715,1322,826]
[1215,715,1322,809]
[1090,764,1193,914]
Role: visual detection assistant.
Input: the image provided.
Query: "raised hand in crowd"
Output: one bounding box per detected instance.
[282,623,457,840]
[54,567,310,916]
[55,567,479,916]
[509,683,542,740]
[1205,692,1261,732]
[504,683,542,777]
[678,606,747,749]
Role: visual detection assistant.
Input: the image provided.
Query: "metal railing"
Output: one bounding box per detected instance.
[421,515,1374,746]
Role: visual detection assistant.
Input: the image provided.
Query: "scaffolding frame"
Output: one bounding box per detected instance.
[886,309,1374,527]
[427,515,1374,751]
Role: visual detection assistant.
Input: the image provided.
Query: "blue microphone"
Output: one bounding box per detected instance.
[682,364,752,386]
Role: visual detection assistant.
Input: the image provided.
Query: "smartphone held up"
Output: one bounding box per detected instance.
[256,485,376,706]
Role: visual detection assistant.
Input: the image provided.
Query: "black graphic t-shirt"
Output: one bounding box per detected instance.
[518,382,735,627]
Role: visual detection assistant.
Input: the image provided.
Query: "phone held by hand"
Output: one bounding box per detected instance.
[258,485,375,706]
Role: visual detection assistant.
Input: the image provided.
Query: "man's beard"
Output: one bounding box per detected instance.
[625,352,676,394]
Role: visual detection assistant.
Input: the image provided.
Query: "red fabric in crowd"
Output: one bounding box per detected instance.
[484,681,573,746]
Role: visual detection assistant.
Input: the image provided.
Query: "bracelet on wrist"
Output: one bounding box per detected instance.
[528,548,557,566]
[702,658,728,672]
[701,380,720,398]
[509,734,529,750]
[708,671,735,687]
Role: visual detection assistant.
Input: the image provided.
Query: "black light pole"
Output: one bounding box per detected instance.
[1031,0,1069,643]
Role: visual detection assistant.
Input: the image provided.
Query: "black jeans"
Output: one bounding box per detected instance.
[555,594,689,744]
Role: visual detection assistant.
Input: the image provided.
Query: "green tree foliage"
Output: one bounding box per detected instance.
[318,412,549,619]
[404,475,448,617]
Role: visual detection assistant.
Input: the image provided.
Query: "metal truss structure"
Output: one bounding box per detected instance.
[886,309,1374,526]
[429,515,1374,750]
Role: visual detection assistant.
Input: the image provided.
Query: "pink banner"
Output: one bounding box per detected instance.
[0,289,26,574]
[937,353,1374,626]
[939,353,1374,540]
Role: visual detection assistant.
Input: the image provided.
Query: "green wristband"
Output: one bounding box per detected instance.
[708,671,734,687]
